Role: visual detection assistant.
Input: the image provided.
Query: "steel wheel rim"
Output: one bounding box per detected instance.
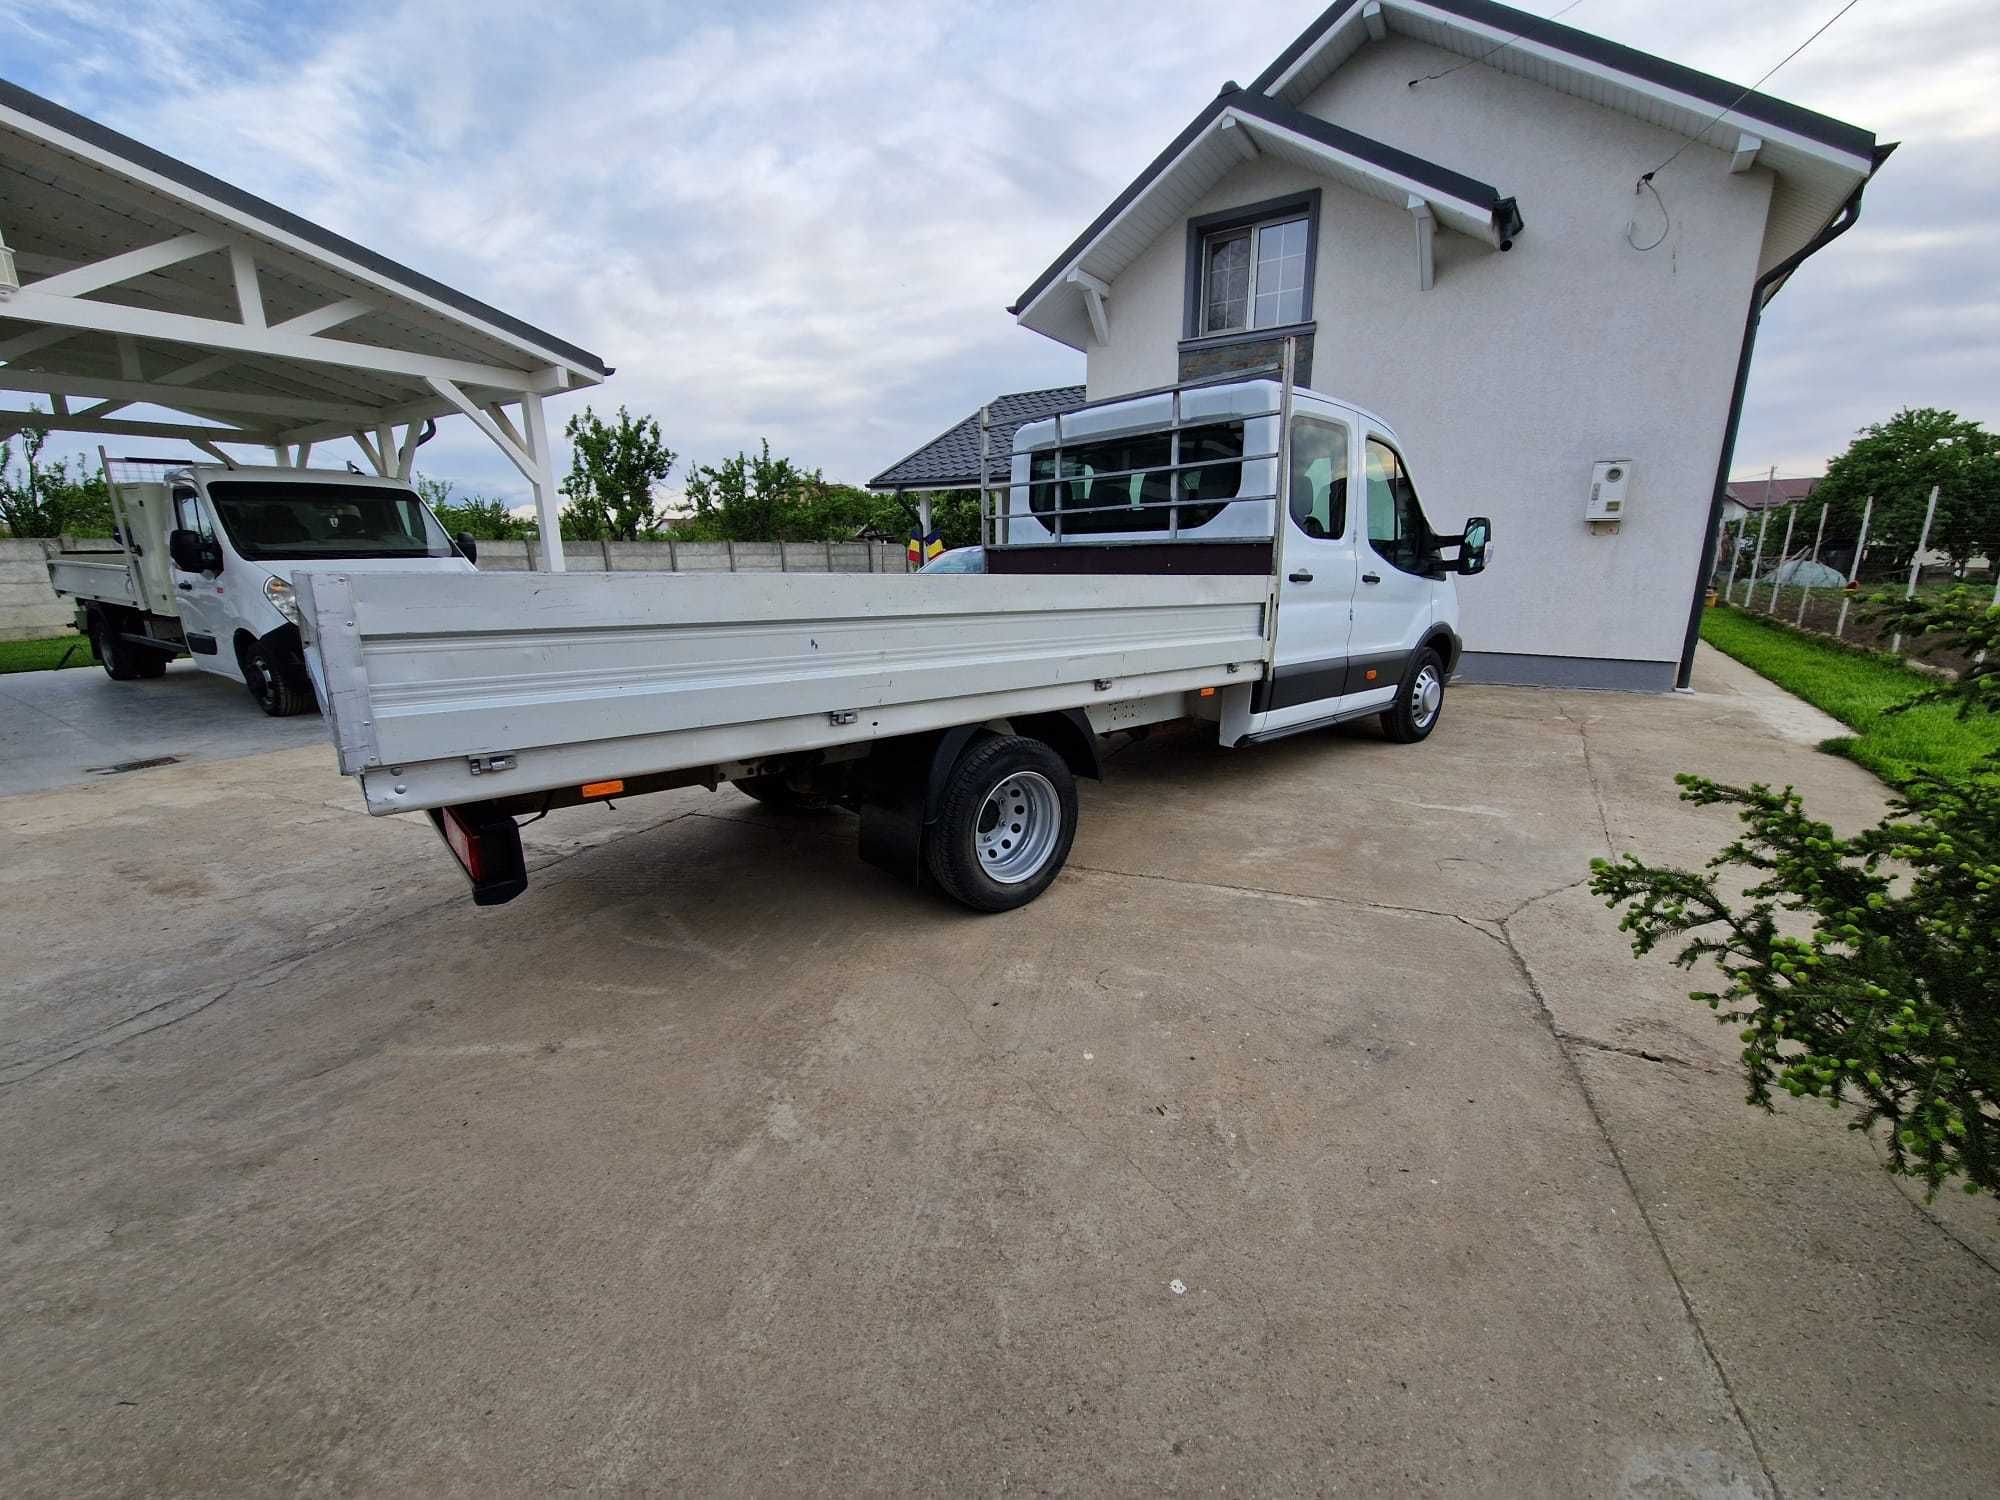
[1412,665,1442,729]
[975,771,1061,885]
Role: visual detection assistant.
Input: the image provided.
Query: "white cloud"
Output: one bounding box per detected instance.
[4,0,1994,500]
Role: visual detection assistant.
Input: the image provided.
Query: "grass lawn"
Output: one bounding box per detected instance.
[1700,605,2000,785]
[0,634,94,674]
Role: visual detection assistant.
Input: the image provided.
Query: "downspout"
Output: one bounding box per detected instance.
[1674,148,1892,690]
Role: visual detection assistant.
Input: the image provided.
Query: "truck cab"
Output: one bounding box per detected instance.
[998,379,1489,745]
[56,462,476,716]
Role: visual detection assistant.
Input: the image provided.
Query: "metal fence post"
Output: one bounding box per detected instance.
[1835,495,1872,641]
[1723,517,1744,603]
[1795,501,1828,627]
[1744,506,1771,606]
[1767,503,1798,614]
[1889,484,1940,655]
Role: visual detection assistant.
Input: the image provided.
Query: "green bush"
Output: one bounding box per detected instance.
[1593,589,2000,1198]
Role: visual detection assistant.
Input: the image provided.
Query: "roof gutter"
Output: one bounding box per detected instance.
[1672,147,1892,690]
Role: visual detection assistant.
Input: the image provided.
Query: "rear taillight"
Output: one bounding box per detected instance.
[427,804,528,905]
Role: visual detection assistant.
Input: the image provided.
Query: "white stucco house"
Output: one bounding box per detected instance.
[1009,0,1889,690]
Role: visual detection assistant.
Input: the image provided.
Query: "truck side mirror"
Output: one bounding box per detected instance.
[455,531,479,566]
[1456,517,1492,576]
[169,528,220,574]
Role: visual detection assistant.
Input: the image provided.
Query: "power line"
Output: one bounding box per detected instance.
[1408,1,1585,88]
[1640,0,1865,184]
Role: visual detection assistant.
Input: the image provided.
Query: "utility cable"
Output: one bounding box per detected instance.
[1408,0,1585,88]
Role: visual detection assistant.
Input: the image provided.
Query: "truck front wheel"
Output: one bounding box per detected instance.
[240,637,313,717]
[1380,645,1445,744]
[926,735,1078,912]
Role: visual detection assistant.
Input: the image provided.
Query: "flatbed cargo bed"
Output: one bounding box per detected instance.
[298,569,1269,816]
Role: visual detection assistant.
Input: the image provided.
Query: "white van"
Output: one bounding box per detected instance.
[48,462,477,715]
[295,371,1493,913]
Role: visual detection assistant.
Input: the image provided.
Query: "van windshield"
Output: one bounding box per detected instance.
[206,481,454,561]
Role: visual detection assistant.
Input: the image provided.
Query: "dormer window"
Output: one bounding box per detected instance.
[1183,190,1321,342]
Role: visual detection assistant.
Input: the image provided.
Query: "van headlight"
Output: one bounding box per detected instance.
[263,576,302,625]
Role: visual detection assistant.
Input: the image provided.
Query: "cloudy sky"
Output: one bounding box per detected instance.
[4,0,1995,500]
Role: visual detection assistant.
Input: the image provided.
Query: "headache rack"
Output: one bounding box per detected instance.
[975,343,1298,550]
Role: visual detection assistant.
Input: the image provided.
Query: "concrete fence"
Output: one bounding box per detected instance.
[0,537,914,640]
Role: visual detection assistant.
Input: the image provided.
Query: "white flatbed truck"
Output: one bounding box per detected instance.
[47,456,480,716]
[298,369,1491,912]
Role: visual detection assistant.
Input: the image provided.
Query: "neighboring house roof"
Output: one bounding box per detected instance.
[1727,476,1822,510]
[869,387,1086,491]
[1012,0,1883,349]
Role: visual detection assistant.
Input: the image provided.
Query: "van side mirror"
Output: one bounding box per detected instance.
[455,531,479,565]
[169,528,221,574]
[1455,517,1491,576]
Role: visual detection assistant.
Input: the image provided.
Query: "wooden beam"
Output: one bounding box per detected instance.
[0,368,380,422]
[1730,132,1764,174]
[0,410,281,444]
[426,376,534,478]
[1218,114,1259,163]
[229,244,266,329]
[0,326,72,364]
[23,232,222,299]
[1065,268,1111,347]
[0,289,560,393]
[1362,0,1387,41]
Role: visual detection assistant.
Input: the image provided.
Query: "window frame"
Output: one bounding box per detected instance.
[1181,190,1322,343]
[1361,436,1439,578]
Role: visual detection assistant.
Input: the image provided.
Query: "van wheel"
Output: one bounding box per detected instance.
[1381,647,1445,743]
[241,639,312,717]
[926,735,1077,912]
[734,774,834,812]
[91,619,164,681]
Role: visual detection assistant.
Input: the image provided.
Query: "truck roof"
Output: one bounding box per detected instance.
[1010,376,1397,454]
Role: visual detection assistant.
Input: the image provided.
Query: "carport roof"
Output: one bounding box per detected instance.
[0,76,607,458]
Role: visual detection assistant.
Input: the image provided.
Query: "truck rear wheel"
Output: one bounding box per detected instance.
[91,618,166,681]
[241,637,313,717]
[925,735,1077,912]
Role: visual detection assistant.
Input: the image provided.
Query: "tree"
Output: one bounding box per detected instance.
[0,415,113,537]
[680,441,908,542]
[558,406,677,541]
[414,475,536,541]
[1815,408,2000,573]
[1589,588,2000,1199]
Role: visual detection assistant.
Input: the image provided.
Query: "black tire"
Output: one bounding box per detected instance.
[733,773,835,813]
[91,619,165,680]
[925,735,1078,913]
[240,638,313,717]
[1380,646,1446,744]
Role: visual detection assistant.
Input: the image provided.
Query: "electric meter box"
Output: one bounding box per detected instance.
[1587,460,1632,522]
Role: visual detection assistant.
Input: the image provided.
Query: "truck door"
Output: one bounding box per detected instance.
[1345,435,1435,695]
[168,486,232,670]
[1250,411,1359,733]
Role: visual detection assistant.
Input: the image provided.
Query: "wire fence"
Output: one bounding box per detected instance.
[1710,487,1997,673]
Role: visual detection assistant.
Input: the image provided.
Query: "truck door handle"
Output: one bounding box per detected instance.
[1361,573,1382,585]
[177,582,193,591]
[1287,570,1313,583]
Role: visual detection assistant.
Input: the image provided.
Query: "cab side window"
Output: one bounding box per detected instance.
[1288,417,1349,540]
[173,488,213,541]
[1364,439,1432,574]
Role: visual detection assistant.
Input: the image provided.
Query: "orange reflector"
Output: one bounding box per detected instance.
[580,779,625,798]
[1364,669,1378,682]
[1198,686,1216,698]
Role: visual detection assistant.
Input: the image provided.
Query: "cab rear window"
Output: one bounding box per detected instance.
[1028,421,1244,535]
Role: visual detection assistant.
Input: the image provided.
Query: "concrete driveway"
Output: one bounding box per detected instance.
[2,646,1995,1497]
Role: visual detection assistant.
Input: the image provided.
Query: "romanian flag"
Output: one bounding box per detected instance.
[907,528,944,566]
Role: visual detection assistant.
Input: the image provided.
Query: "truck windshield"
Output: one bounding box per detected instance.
[206,481,454,561]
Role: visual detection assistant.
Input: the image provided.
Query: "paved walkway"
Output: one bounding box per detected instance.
[1,646,1994,1496]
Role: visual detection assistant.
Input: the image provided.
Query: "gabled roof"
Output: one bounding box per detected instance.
[1013,0,1882,350]
[1011,89,1521,349]
[1727,475,1821,510]
[868,387,1085,491]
